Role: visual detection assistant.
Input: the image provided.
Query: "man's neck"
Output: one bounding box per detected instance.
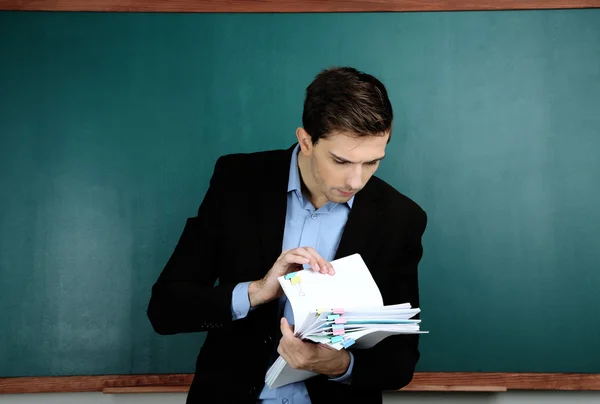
[297,151,328,209]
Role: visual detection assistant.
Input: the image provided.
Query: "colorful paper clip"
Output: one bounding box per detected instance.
[327,314,340,321]
[332,324,345,330]
[332,308,345,314]
[330,335,344,344]
[284,273,297,280]
[317,308,330,316]
[292,278,305,296]
[342,338,355,349]
[333,329,345,336]
[334,318,347,324]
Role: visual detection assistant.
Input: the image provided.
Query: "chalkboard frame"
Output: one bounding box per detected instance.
[1,0,600,12]
[1,372,600,394]
[1,0,600,395]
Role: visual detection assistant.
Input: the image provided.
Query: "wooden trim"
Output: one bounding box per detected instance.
[103,384,508,394]
[413,372,600,390]
[402,384,508,392]
[1,0,600,13]
[103,386,190,394]
[0,374,193,394]
[2,373,600,394]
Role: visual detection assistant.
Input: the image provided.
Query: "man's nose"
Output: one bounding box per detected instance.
[347,166,362,190]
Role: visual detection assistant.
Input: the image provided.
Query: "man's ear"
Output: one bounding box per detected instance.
[296,127,313,156]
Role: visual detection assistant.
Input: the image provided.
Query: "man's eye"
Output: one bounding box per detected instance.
[334,160,347,165]
[366,161,379,166]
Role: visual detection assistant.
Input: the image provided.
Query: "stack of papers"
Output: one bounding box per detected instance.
[265,253,427,389]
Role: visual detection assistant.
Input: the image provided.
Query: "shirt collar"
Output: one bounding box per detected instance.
[287,143,354,209]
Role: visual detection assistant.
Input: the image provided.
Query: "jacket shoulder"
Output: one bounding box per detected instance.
[210,147,291,189]
[367,176,427,231]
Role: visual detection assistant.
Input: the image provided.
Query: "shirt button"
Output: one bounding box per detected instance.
[282,399,289,404]
[311,214,317,219]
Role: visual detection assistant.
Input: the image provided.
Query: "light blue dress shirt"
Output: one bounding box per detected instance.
[230,144,355,403]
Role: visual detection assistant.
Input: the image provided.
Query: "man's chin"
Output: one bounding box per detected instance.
[327,193,352,203]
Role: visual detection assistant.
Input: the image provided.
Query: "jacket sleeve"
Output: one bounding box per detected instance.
[349,210,427,391]
[147,156,238,335]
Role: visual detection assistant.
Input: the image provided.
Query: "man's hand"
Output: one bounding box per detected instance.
[277,317,350,378]
[248,247,334,307]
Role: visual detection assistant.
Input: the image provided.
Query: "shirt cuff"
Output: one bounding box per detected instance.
[329,351,354,384]
[231,281,253,320]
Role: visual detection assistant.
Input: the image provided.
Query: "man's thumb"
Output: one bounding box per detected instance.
[280,317,292,336]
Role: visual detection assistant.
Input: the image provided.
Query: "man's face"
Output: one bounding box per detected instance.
[307,131,389,204]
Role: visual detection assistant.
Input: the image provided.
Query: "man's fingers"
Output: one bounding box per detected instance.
[302,246,327,274]
[280,247,335,276]
[278,249,292,259]
[282,248,320,273]
[303,246,334,275]
[282,253,310,267]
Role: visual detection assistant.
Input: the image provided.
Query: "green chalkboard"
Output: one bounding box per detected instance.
[1,9,599,378]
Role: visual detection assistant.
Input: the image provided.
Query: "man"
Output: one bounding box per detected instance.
[147,67,427,404]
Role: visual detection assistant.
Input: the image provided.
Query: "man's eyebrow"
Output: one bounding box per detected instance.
[329,152,386,164]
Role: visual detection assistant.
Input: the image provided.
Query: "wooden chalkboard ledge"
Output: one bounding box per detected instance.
[102,385,508,394]
[103,386,190,394]
[2,373,600,394]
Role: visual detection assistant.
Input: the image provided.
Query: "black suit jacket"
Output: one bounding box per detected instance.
[147,145,427,404]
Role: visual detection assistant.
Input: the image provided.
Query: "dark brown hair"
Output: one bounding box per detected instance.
[302,67,393,144]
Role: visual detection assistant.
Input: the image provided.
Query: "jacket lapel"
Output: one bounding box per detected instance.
[253,146,296,332]
[334,178,383,260]
[257,145,296,275]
